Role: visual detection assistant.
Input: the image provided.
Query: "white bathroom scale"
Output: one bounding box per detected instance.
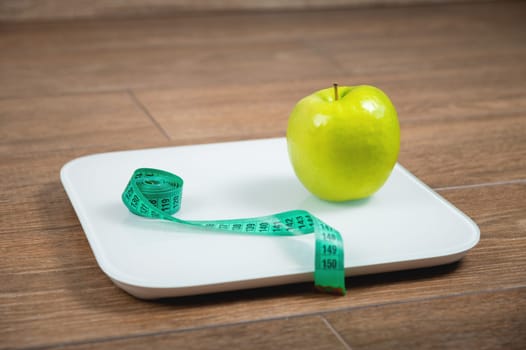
[61,137,479,299]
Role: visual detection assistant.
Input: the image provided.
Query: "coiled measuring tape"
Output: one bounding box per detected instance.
[122,168,346,295]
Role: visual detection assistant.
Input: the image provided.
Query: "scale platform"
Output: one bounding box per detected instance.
[60,138,479,299]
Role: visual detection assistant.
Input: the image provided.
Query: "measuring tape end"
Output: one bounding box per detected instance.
[315,285,346,296]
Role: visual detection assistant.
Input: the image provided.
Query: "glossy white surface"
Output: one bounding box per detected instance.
[61,138,479,299]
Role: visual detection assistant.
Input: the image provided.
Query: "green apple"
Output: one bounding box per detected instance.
[287,84,400,202]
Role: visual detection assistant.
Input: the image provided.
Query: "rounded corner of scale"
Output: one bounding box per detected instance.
[60,154,94,177]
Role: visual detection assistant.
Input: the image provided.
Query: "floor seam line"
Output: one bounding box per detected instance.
[320,315,353,350]
[127,90,171,140]
[435,178,526,191]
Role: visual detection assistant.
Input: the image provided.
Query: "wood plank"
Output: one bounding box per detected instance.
[0,92,171,187]
[3,2,522,54]
[1,183,524,348]
[399,114,526,188]
[50,316,347,350]
[1,1,524,99]
[438,183,526,240]
[0,39,341,99]
[0,92,168,155]
[133,81,326,144]
[0,0,488,22]
[324,287,526,350]
[312,23,526,77]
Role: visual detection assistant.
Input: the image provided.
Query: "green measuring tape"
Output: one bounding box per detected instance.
[122,168,346,295]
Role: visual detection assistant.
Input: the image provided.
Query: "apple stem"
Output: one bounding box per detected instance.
[333,83,339,101]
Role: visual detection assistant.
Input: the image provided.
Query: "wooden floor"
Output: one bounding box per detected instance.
[1,1,526,349]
